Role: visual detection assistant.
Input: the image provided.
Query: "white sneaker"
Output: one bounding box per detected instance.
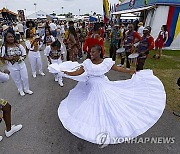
[5,124,23,137]
[32,73,36,78]
[117,64,122,67]
[19,91,25,96]
[0,136,3,141]
[55,76,58,82]
[39,72,45,76]
[58,80,64,87]
[24,90,33,95]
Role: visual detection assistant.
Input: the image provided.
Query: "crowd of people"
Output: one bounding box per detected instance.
[108,22,169,70]
[0,19,169,65]
[0,18,169,142]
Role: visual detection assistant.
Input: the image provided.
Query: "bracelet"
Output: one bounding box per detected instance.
[0,99,8,106]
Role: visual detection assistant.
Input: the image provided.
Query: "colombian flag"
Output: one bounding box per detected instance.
[103,0,110,23]
[166,6,180,47]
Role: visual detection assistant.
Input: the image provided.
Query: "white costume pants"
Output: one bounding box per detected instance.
[7,62,30,92]
[28,51,43,74]
[50,58,63,81]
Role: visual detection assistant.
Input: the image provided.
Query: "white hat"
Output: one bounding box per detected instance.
[2,25,9,31]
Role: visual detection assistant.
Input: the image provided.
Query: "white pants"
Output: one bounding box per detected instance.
[50,58,63,81]
[7,62,30,92]
[28,51,43,74]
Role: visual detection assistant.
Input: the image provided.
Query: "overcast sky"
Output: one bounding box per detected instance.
[0,0,119,16]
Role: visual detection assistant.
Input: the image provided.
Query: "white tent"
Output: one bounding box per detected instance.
[27,10,47,19]
[56,15,66,20]
[73,15,84,21]
[120,13,138,20]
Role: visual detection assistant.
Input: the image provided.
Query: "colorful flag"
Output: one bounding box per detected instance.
[144,0,148,5]
[103,0,110,23]
[129,0,136,7]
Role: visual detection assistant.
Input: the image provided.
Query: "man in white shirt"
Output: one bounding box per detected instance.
[17,22,24,41]
[49,20,57,37]
[137,22,144,37]
[13,22,20,42]
[0,69,22,142]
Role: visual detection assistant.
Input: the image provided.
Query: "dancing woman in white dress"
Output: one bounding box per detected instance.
[58,45,166,144]
[44,40,65,86]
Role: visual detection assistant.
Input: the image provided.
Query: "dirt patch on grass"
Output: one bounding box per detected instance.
[162,55,180,62]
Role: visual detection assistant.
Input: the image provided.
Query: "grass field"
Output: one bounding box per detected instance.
[105,41,180,112]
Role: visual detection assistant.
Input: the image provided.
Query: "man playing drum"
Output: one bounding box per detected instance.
[123,24,142,69]
[136,26,154,71]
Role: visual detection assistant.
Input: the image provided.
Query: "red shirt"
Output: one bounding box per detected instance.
[124,31,142,52]
[83,35,104,56]
[99,28,105,40]
[134,31,142,42]
[125,31,142,43]
[147,36,155,51]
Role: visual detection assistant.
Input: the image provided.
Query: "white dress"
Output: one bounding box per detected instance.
[56,58,166,144]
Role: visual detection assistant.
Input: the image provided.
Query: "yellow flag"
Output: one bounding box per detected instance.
[103,0,110,17]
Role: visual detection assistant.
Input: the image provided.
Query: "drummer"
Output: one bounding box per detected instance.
[123,24,142,69]
[136,26,154,70]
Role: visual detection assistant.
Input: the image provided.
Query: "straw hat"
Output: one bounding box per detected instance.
[138,22,143,27]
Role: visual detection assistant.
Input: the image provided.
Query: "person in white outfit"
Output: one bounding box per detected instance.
[0,70,22,142]
[60,24,65,39]
[25,29,45,78]
[1,31,33,96]
[42,28,55,46]
[13,22,20,43]
[17,22,24,41]
[56,45,166,144]
[44,40,65,86]
[56,23,61,39]
[137,22,144,37]
[49,20,57,37]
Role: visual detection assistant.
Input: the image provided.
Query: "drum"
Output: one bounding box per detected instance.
[116,47,125,54]
[132,42,139,53]
[128,53,139,66]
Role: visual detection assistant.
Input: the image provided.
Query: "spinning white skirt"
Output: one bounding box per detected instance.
[49,58,166,144]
